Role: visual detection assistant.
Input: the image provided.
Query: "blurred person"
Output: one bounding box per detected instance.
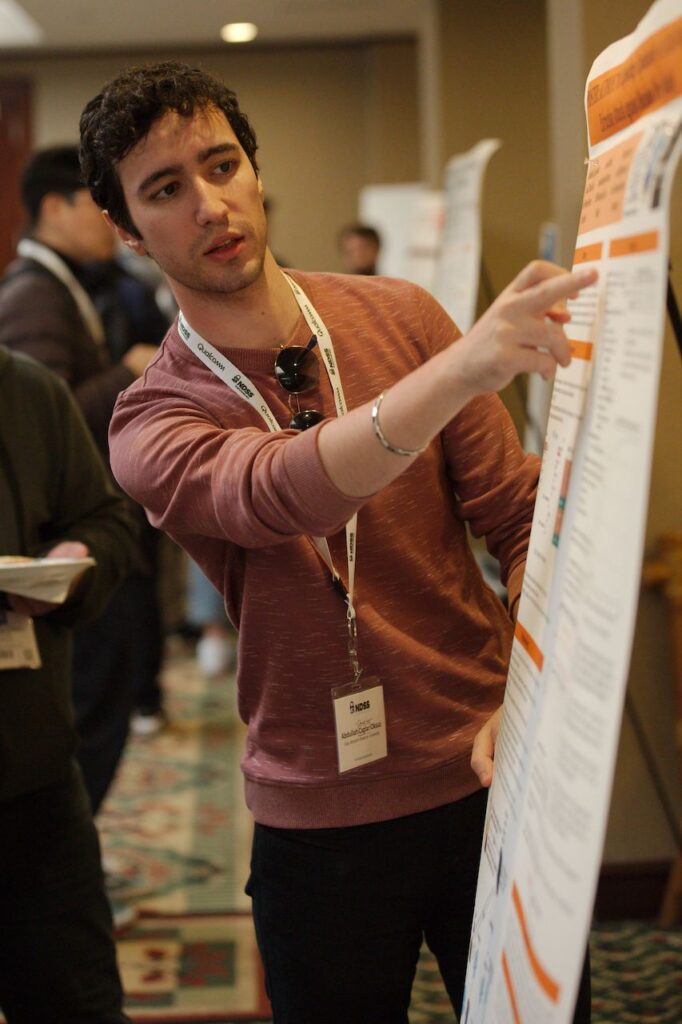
[80,62,593,1023]
[81,244,173,735]
[186,557,236,678]
[337,222,381,275]
[0,145,162,788]
[0,345,135,1023]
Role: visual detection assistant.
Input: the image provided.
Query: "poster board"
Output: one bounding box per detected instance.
[462,2,682,1021]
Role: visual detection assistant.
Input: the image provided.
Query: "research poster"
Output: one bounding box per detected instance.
[431,138,501,332]
[462,2,682,1021]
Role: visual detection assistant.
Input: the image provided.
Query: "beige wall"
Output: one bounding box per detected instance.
[437,0,551,427]
[0,41,419,273]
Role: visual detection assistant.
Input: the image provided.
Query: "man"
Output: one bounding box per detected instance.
[79,62,595,1022]
[338,222,382,274]
[0,146,162,811]
[0,346,135,1023]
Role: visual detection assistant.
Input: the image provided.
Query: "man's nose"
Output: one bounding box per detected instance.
[194,179,228,225]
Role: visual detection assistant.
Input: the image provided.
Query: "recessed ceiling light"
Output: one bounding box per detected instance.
[220,22,258,44]
[0,0,44,46]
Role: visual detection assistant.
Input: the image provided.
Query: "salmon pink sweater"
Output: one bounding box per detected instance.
[109,272,539,828]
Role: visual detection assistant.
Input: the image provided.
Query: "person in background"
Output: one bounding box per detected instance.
[0,346,135,1023]
[81,242,172,734]
[0,146,163,793]
[186,556,236,678]
[337,222,381,275]
[80,61,593,1023]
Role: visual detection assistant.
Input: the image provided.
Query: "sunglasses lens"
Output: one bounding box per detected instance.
[275,346,319,393]
[289,409,324,431]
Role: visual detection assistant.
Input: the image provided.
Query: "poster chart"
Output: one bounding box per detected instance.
[462,2,682,1022]
[431,138,501,332]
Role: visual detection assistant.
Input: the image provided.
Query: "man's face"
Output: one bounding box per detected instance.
[111,106,267,302]
[339,233,379,275]
[52,189,117,262]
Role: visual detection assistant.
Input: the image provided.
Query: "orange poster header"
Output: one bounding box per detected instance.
[587,17,682,145]
[609,230,659,257]
[574,243,603,264]
[514,621,544,671]
[569,340,594,361]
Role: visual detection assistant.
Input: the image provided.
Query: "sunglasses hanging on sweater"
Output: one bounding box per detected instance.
[274,335,324,430]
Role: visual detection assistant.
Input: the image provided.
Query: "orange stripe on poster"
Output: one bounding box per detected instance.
[609,231,659,257]
[501,951,523,1024]
[569,340,593,361]
[587,17,682,145]
[514,621,544,671]
[574,243,603,264]
[511,883,561,1004]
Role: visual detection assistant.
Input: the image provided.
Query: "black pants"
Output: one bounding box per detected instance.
[126,570,164,715]
[247,789,591,1023]
[128,524,164,716]
[73,578,146,814]
[0,765,130,1023]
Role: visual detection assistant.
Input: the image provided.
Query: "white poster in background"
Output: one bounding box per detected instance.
[462,2,682,1022]
[359,182,430,279]
[402,190,445,291]
[431,139,501,332]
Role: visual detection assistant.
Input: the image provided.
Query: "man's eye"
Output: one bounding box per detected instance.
[215,160,235,174]
[153,182,178,200]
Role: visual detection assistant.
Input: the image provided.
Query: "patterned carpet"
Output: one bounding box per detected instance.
[99,650,251,917]
[98,640,265,1021]
[97,641,682,1023]
[409,926,682,1023]
[117,914,271,1022]
[589,922,682,1024]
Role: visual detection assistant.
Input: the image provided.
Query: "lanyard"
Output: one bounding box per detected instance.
[17,239,106,347]
[177,273,362,681]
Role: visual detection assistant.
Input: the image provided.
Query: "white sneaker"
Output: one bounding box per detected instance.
[196,634,235,678]
[130,711,166,737]
[110,898,137,933]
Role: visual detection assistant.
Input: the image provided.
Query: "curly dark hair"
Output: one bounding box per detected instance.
[79,61,259,238]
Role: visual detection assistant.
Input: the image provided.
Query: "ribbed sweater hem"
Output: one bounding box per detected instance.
[244,756,482,828]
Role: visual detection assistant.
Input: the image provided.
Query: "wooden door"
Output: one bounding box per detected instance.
[0,80,32,273]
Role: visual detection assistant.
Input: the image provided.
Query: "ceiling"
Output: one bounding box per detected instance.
[1,0,426,54]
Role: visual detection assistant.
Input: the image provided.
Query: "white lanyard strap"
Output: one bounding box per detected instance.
[282,274,357,617]
[177,313,281,432]
[17,239,106,347]
[177,273,358,625]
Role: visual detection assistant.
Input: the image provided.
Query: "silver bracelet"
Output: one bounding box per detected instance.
[371,392,426,457]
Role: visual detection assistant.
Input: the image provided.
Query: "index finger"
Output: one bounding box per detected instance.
[522,266,598,316]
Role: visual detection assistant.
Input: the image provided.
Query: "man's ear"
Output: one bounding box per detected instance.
[102,210,147,256]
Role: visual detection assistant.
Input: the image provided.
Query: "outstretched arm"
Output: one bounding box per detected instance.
[317,261,596,498]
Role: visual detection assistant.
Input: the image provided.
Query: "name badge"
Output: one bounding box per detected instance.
[332,680,387,774]
[0,612,41,670]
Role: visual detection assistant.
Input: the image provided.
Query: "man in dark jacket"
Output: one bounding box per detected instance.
[0,145,163,811]
[0,345,135,1023]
